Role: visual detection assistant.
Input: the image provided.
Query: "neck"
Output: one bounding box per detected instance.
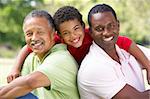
[37,53,45,61]
[103,46,120,64]
[37,41,55,61]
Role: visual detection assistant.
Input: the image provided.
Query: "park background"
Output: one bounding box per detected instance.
[0,0,150,88]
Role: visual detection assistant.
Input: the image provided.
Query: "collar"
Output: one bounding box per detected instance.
[34,43,67,63]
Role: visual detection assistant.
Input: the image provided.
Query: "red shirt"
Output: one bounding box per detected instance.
[27,28,132,65]
[116,36,132,52]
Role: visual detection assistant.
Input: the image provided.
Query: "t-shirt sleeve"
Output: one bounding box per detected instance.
[116,36,132,52]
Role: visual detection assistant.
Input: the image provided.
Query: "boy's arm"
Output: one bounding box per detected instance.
[117,36,150,84]
[7,45,32,83]
[128,42,150,84]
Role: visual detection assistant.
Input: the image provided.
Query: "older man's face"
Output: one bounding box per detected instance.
[23,17,55,58]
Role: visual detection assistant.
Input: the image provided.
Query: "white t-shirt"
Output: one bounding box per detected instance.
[78,42,146,99]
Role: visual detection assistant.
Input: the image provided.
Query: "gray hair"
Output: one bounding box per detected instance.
[23,10,55,29]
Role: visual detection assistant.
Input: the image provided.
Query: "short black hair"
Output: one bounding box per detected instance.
[53,6,85,34]
[23,10,55,29]
[88,4,117,28]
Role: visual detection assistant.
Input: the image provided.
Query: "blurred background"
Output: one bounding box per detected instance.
[0,0,150,58]
[0,0,150,86]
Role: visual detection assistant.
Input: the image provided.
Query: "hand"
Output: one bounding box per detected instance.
[146,67,150,85]
[146,61,150,85]
[7,69,21,83]
[0,86,4,90]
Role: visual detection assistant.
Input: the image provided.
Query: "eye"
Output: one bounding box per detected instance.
[26,32,33,37]
[74,26,80,31]
[107,23,112,29]
[95,27,104,32]
[62,32,69,36]
[38,31,45,35]
[108,23,116,29]
[112,23,116,28]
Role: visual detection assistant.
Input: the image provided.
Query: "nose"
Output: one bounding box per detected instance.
[31,32,38,41]
[70,32,77,38]
[102,28,110,36]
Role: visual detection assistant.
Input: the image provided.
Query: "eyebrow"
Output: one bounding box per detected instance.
[61,24,80,33]
[73,24,80,29]
[94,25,104,29]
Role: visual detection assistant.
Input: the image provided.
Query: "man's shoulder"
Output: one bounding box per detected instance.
[45,44,76,64]
[50,43,68,53]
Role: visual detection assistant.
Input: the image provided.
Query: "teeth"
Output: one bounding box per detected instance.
[34,43,41,47]
[104,36,113,41]
[31,41,42,49]
[72,39,79,43]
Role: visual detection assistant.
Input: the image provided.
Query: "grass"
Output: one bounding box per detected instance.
[0,58,14,86]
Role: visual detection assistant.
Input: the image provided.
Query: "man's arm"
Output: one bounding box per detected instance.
[113,84,150,99]
[7,45,31,83]
[0,71,50,99]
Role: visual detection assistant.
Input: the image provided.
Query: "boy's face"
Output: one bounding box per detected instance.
[90,12,119,50]
[59,19,85,48]
[23,17,55,58]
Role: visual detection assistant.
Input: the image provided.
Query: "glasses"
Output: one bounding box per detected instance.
[94,22,117,33]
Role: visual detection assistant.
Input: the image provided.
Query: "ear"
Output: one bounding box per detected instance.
[116,20,120,31]
[56,31,61,37]
[81,21,85,29]
[90,29,94,38]
[50,29,56,40]
[117,20,120,28]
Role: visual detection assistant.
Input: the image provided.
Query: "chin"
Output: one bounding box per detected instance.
[75,42,83,48]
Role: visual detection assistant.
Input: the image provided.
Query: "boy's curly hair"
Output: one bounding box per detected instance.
[53,6,85,34]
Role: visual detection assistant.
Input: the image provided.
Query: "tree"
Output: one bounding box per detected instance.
[0,0,44,46]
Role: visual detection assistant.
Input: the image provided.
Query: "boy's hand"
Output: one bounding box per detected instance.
[147,69,150,85]
[7,70,21,83]
[0,86,4,90]
[146,61,150,85]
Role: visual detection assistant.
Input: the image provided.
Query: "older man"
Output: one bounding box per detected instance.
[0,10,79,99]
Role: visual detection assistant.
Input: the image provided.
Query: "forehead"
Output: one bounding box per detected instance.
[59,19,81,30]
[23,17,52,31]
[91,12,116,25]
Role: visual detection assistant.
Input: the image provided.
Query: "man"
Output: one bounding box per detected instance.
[0,10,79,99]
[78,4,150,99]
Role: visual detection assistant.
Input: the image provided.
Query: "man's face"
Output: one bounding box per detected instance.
[23,17,55,58]
[90,12,119,50]
[59,19,85,48]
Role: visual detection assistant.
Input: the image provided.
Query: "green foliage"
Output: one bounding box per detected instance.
[41,0,150,45]
[0,0,44,46]
[0,0,149,57]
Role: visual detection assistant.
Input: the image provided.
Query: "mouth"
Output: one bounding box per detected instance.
[30,41,43,50]
[103,36,114,42]
[72,37,80,43]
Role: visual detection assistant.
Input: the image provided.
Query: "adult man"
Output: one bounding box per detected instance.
[0,10,79,99]
[78,4,150,99]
